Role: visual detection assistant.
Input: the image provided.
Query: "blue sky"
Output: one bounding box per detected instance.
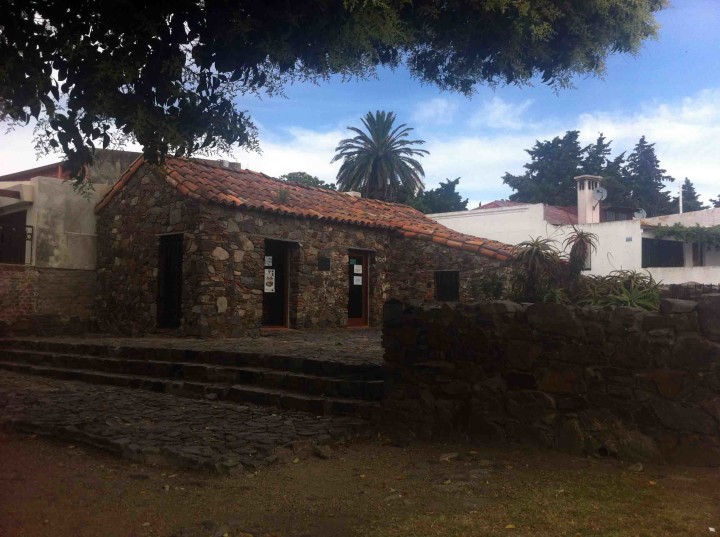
[2,1,719,208]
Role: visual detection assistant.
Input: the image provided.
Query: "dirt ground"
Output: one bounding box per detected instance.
[1,431,718,537]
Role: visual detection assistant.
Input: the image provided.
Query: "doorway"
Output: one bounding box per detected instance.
[348,250,369,326]
[157,234,183,328]
[262,240,290,327]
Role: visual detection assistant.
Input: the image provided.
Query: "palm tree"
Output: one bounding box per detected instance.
[332,111,429,202]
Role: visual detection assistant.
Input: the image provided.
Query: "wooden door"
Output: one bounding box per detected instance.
[347,251,368,326]
[157,234,183,328]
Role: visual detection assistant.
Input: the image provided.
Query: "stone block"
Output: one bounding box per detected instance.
[671,333,720,371]
[697,294,720,342]
[649,398,717,434]
[526,302,584,338]
[660,298,697,314]
[537,366,586,394]
[648,369,685,399]
[555,418,585,454]
[505,340,542,370]
[506,390,555,420]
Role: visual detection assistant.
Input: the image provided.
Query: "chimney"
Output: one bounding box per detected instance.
[344,191,362,198]
[573,175,603,224]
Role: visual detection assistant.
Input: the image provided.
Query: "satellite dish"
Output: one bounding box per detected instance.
[634,208,647,219]
[593,187,608,201]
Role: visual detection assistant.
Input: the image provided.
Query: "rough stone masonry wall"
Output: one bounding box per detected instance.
[95,167,202,335]
[382,296,720,465]
[0,264,95,335]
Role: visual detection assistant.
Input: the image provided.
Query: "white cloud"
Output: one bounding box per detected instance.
[576,88,720,201]
[411,97,459,125]
[469,96,534,131]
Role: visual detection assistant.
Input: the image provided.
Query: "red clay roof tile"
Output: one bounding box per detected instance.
[96,157,513,260]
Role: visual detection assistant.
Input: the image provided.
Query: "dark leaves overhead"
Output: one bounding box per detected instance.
[0,0,666,183]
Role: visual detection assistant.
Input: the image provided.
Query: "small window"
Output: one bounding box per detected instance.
[435,271,460,301]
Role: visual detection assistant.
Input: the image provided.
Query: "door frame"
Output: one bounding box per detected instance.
[347,249,369,327]
[262,239,291,327]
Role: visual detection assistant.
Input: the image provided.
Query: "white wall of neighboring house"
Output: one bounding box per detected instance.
[0,176,111,269]
[431,204,720,284]
[430,204,548,245]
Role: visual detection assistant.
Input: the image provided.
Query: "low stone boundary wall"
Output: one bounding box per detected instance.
[0,264,95,335]
[382,296,720,465]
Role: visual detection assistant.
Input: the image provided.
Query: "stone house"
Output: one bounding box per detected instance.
[95,157,512,336]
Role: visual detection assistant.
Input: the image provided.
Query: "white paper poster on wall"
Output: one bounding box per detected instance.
[264,269,276,292]
[353,275,362,286]
[353,264,363,274]
[264,256,273,267]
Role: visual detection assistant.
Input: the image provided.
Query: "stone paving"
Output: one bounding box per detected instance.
[0,370,368,473]
[2,328,384,366]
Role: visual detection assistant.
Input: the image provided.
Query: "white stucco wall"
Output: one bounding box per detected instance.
[0,177,111,269]
[647,266,720,285]
[432,204,550,246]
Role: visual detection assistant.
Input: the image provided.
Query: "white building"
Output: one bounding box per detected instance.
[430,176,720,285]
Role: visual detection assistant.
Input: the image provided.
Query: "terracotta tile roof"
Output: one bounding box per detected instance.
[543,205,578,225]
[97,157,512,260]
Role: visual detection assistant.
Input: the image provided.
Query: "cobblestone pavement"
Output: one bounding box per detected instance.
[2,328,383,366]
[0,371,368,473]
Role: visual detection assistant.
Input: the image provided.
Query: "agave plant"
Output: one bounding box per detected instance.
[509,237,563,302]
[563,227,599,279]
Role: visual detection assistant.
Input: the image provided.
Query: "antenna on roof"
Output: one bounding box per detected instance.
[633,208,647,219]
[592,186,608,202]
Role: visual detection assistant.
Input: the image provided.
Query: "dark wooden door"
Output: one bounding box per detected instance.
[0,211,27,264]
[347,251,368,326]
[262,240,289,326]
[157,234,183,328]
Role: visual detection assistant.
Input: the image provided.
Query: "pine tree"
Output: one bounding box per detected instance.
[622,136,675,217]
[581,134,627,207]
[503,131,584,206]
[409,178,469,213]
[672,178,707,212]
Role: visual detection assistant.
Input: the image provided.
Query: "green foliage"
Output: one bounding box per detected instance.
[503,131,585,206]
[332,111,428,202]
[280,172,336,190]
[576,271,661,310]
[408,177,469,213]
[563,228,598,280]
[653,223,720,247]
[671,178,707,212]
[506,236,660,310]
[623,136,675,217]
[503,131,678,216]
[509,237,563,302]
[711,195,720,209]
[0,1,665,183]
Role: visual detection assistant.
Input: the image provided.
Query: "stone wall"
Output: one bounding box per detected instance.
[382,296,720,465]
[96,163,502,336]
[95,166,201,335]
[0,264,95,335]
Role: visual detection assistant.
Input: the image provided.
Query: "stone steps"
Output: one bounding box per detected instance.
[0,339,381,379]
[0,361,382,419]
[0,339,385,418]
[0,348,383,400]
